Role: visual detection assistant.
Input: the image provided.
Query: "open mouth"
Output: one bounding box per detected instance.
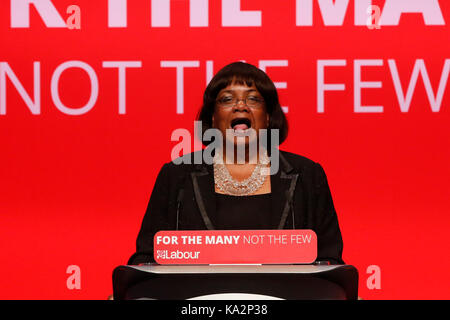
[230,118,252,132]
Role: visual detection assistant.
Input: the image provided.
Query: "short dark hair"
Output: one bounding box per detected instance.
[196,61,288,146]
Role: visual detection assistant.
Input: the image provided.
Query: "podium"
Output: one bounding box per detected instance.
[113,264,358,300]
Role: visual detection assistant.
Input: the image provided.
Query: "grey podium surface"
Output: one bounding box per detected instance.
[113,264,358,300]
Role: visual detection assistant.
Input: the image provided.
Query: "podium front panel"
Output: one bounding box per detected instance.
[113,264,358,300]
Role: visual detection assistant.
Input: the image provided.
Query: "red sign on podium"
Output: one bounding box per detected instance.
[154,230,317,265]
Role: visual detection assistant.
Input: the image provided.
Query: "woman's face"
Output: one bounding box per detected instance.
[212,82,269,149]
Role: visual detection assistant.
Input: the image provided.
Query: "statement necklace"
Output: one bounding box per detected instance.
[213,151,270,196]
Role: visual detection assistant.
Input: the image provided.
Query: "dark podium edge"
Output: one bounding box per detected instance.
[112,264,359,300]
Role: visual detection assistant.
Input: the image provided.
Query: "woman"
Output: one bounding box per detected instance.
[128,62,344,265]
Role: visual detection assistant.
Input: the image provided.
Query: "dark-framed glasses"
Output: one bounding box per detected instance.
[216,94,265,108]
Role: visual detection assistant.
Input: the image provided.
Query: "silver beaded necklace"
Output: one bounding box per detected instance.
[213,151,270,196]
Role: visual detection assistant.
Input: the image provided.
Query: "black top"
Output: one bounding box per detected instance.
[213,192,272,230]
[128,150,345,265]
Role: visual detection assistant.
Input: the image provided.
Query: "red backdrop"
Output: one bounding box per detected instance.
[1,0,449,299]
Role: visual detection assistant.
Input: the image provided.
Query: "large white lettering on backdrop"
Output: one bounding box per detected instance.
[317,59,450,113]
[9,0,446,28]
[0,61,142,115]
[1,59,448,115]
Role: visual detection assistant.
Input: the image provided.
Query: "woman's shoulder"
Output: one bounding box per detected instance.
[279,150,331,189]
[161,150,208,172]
[279,150,321,170]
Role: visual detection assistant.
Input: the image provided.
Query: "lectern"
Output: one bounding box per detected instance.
[112,264,358,300]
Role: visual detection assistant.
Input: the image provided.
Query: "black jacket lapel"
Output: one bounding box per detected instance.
[191,163,216,230]
[271,153,299,229]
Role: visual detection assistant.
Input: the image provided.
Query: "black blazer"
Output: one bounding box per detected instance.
[128,150,344,265]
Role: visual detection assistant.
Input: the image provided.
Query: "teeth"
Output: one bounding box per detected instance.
[233,128,250,137]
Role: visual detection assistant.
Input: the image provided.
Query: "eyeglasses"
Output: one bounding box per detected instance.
[216,94,265,108]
